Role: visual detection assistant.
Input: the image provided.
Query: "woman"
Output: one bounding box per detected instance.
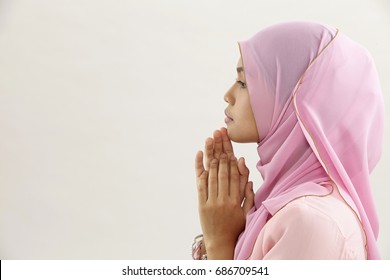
[193,21,384,260]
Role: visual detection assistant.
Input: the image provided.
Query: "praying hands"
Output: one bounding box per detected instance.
[195,128,254,259]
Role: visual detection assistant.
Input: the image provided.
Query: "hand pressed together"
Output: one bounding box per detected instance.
[195,128,254,259]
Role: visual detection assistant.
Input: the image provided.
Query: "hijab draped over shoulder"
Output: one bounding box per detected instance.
[234,21,384,260]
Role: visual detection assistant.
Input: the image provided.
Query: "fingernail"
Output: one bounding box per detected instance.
[231,155,237,161]
[211,159,218,164]
[220,153,227,159]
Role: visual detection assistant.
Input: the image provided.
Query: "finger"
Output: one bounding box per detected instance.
[243,182,255,216]
[220,127,234,158]
[230,155,240,201]
[238,157,249,200]
[204,138,214,171]
[195,150,205,178]
[197,169,208,205]
[208,158,219,200]
[213,130,223,159]
[218,153,229,198]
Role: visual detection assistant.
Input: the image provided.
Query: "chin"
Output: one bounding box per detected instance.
[227,125,259,143]
[227,127,247,143]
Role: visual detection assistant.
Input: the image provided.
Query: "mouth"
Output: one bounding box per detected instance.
[224,109,234,123]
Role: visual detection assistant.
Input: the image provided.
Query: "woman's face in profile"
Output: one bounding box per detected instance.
[224,57,259,143]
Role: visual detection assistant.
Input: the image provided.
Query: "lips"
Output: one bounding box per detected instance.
[224,109,234,124]
[225,109,233,120]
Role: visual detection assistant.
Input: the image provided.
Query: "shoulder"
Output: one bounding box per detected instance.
[264,195,344,239]
[258,195,366,259]
[270,195,362,236]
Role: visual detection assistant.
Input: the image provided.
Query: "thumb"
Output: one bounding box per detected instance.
[237,157,249,200]
[242,181,255,216]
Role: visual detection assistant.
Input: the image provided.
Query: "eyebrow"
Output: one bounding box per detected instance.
[236,66,244,73]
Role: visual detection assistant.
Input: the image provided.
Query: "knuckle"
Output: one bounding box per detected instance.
[216,198,236,209]
[197,182,206,190]
[219,162,228,173]
[198,173,206,182]
[216,199,227,209]
[231,172,239,180]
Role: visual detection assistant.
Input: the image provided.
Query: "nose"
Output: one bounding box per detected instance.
[224,84,235,104]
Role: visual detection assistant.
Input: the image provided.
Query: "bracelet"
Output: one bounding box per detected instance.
[191,234,207,260]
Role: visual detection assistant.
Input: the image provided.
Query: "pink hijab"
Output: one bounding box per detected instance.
[234,21,384,260]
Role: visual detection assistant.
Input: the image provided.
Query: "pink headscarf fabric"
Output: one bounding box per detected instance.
[234,22,384,260]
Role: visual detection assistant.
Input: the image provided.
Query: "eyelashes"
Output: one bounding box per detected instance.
[235,80,247,89]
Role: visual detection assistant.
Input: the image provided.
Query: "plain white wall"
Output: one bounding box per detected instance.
[0,0,389,259]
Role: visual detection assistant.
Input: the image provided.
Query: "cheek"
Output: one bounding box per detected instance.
[241,97,255,122]
[229,109,258,141]
[236,93,250,110]
[241,97,258,137]
[232,98,253,127]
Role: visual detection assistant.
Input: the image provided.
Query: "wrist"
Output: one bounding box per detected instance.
[204,240,235,260]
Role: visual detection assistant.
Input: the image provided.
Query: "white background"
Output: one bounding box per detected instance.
[0,0,389,259]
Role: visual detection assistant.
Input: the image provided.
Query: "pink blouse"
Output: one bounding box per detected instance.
[248,188,367,259]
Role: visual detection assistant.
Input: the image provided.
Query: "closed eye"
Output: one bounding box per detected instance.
[235,80,247,89]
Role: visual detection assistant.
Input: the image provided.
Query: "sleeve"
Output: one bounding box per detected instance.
[260,200,346,260]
